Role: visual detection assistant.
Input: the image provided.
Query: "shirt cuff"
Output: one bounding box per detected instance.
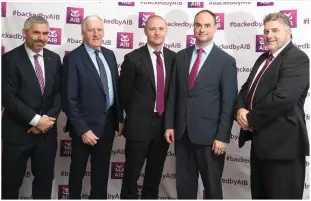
[29,114,41,126]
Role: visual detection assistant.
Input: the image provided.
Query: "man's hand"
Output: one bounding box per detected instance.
[27,127,41,135]
[37,116,56,132]
[165,129,175,144]
[236,108,249,130]
[115,123,124,136]
[212,140,227,155]
[81,130,99,146]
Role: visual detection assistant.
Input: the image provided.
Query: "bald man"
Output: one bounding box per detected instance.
[119,15,176,199]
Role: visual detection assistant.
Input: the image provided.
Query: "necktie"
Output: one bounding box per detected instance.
[247,54,274,110]
[154,51,165,116]
[94,50,110,110]
[189,48,204,89]
[33,54,45,94]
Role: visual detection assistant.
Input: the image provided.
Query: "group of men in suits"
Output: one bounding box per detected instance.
[2,9,309,200]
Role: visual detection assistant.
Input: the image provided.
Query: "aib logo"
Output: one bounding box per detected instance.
[48,28,62,45]
[116,32,133,49]
[255,35,268,52]
[66,7,84,24]
[59,140,72,157]
[187,2,204,8]
[186,35,196,48]
[118,2,135,6]
[280,10,297,28]
[257,2,274,6]
[111,162,125,179]
[1,46,5,55]
[138,12,155,28]
[215,13,224,30]
[58,185,69,199]
[137,185,143,199]
[1,2,6,17]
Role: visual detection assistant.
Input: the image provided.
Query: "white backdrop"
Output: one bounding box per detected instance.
[1,1,310,199]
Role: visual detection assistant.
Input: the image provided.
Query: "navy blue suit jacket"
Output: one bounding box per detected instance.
[62,44,123,138]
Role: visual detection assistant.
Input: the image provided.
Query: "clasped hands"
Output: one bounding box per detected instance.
[27,115,56,135]
[164,129,227,155]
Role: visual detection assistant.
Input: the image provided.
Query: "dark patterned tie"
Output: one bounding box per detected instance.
[189,48,204,89]
[154,51,165,116]
[247,54,274,110]
[33,54,45,94]
[94,50,110,110]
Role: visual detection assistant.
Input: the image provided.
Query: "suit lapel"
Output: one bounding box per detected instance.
[184,46,195,91]
[43,49,52,99]
[19,45,42,97]
[140,45,156,92]
[81,45,105,95]
[190,45,219,93]
[163,48,172,94]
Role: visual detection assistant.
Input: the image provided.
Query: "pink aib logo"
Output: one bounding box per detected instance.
[280,10,297,28]
[48,28,62,45]
[138,12,155,28]
[187,2,204,8]
[257,2,274,6]
[66,7,84,24]
[59,140,72,157]
[215,13,224,30]
[111,162,125,179]
[186,35,196,48]
[255,35,268,52]
[1,2,6,17]
[118,2,135,6]
[58,185,69,199]
[116,32,133,49]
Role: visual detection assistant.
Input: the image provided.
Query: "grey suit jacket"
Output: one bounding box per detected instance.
[165,44,238,145]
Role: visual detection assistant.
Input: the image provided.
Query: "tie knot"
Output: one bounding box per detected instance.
[154,51,161,57]
[197,48,204,55]
[34,54,40,60]
[94,50,100,56]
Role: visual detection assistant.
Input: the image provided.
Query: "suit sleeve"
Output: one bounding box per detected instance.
[215,57,238,143]
[111,52,123,124]
[164,54,177,129]
[119,54,136,113]
[63,55,89,136]
[247,52,310,131]
[2,54,37,123]
[45,55,62,118]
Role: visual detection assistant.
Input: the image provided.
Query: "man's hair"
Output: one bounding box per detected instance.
[24,16,49,31]
[81,15,103,33]
[263,12,292,38]
[194,10,216,25]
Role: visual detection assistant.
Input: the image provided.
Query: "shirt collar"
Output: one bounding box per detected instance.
[194,41,214,54]
[84,43,101,55]
[147,43,164,55]
[24,43,43,58]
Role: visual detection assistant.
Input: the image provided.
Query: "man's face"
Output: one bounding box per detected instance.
[193,12,217,46]
[144,17,167,47]
[82,18,104,49]
[263,20,291,53]
[22,23,49,53]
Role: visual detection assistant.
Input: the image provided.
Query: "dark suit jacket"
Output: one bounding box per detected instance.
[165,44,238,145]
[235,42,309,160]
[2,44,62,144]
[62,44,123,138]
[119,45,176,141]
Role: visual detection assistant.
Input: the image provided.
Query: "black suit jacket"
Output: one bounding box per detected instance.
[119,45,176,141]
[62,44,123,138]
[235,42,309,160]
[165,44,238,145]
[2,44,62,144]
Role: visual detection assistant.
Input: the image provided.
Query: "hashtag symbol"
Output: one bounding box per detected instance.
[61,171,64,176]
[230,22,233,27]
[303,18,310,24]
[67,38,70,43]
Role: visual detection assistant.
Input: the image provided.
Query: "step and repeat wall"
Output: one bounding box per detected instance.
[1,1,310,199]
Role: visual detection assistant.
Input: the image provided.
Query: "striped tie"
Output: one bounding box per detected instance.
[34,54,45,94]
